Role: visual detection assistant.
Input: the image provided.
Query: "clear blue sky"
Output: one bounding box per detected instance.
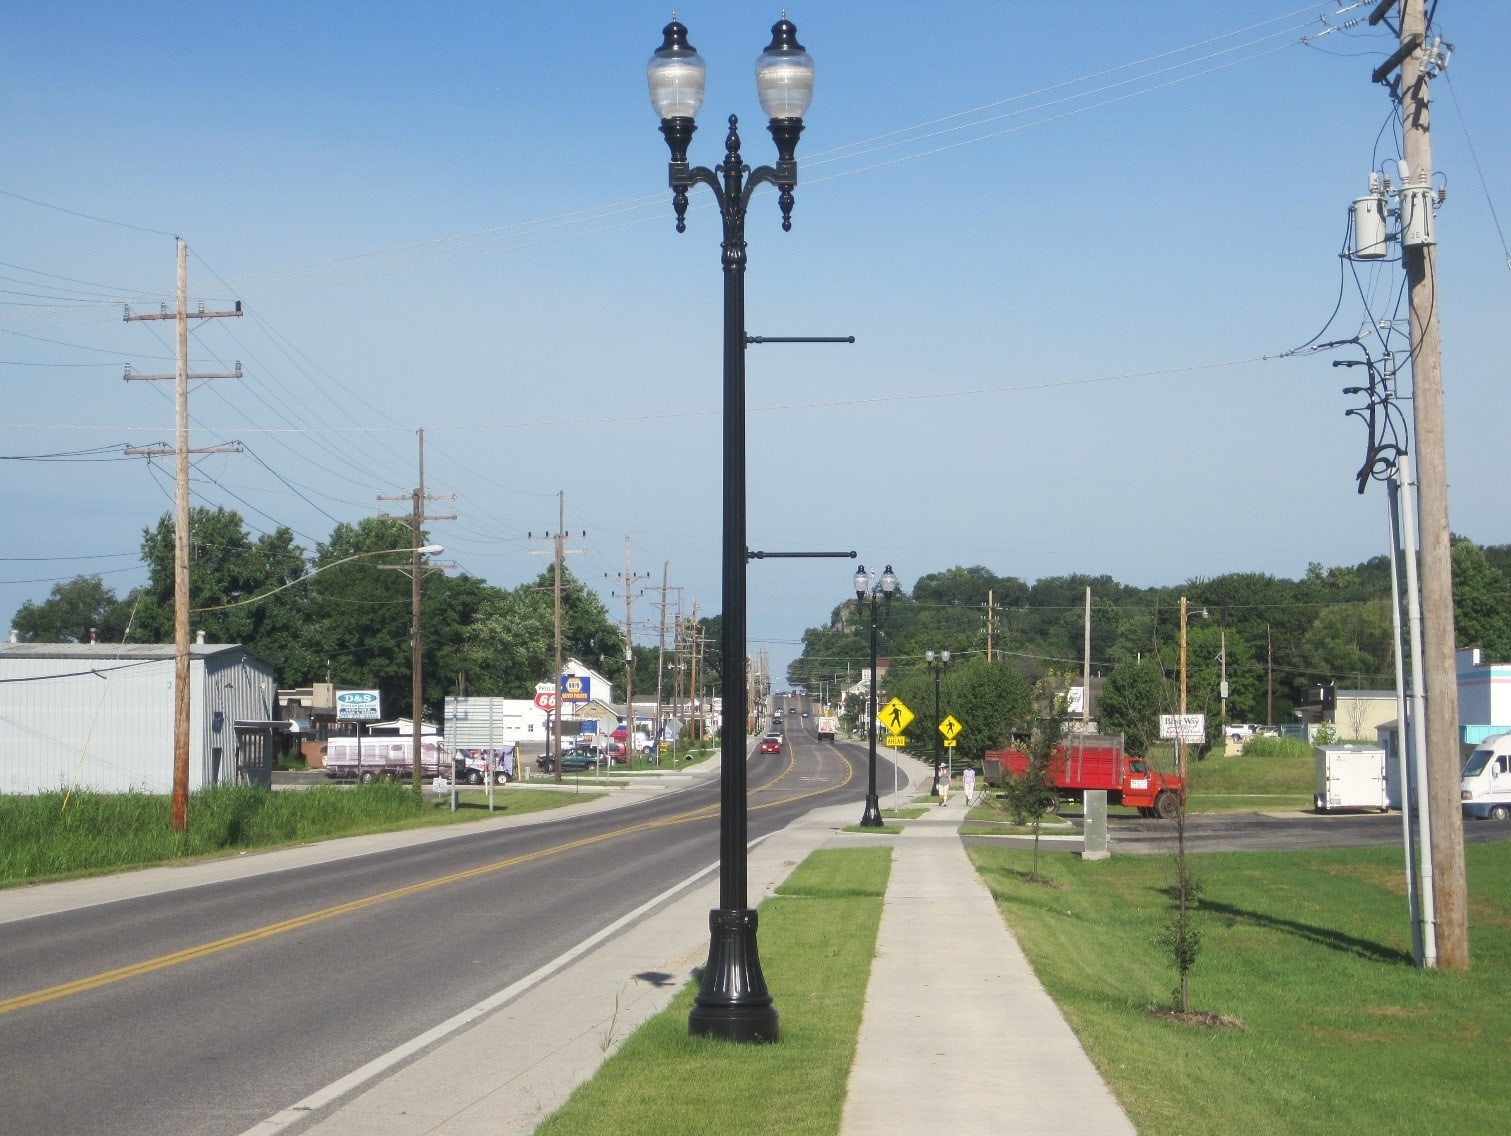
[2,2,1507,686]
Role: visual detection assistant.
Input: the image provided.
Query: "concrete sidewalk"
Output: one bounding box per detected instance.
[839,786,1136,1135]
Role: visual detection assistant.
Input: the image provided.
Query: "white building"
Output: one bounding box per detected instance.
[0,642,280,794]
[1456,647,1511,746]
[444,658,618,748]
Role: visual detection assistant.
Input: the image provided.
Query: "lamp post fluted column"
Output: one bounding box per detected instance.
[855,565,897,827]
[649,16,814,1045]
[926,649,950,795]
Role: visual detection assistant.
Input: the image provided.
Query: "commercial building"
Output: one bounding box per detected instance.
[0,642,279,794]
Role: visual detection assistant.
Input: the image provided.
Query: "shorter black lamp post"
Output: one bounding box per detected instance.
[925,648,950,795]
[855,564,897,827]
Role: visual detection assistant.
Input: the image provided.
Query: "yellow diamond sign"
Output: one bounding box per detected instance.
[939,714,963,740]
[878,697,914,735]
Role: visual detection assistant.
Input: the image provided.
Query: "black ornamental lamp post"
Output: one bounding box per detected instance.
[855,564,897,827]
[648,15,814,1045]
[925,648,950,796]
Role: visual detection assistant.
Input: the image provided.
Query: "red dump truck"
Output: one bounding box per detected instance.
[982,734,1185,819]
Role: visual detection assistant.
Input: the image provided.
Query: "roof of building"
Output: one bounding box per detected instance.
[0,642,274,668]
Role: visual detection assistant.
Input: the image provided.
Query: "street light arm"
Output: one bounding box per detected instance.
[190,545,440,613]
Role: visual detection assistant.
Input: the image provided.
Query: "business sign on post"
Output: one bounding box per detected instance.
[335,689,382,721]
[1159,713,1207,743]
[559,674,590,704]
[533,691,557,713]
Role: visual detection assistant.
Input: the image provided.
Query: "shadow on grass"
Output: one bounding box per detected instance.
[1198,896,1412,964]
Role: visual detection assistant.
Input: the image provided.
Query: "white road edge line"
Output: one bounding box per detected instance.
[238,833,774,1136]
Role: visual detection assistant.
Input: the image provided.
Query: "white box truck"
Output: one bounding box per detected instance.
[1461,732,1511,821]
[1314,744,1388,812]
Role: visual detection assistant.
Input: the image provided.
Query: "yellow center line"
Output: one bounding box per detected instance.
[1,745,856,1017]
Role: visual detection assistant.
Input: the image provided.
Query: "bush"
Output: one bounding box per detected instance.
[1240,735,1314,760]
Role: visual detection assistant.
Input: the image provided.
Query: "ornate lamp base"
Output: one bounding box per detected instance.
[688,908,780,1043]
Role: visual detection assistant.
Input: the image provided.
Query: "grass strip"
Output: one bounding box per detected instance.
[967,840,1510,1136]
[536,846,891,1136]
[0,783,592,887]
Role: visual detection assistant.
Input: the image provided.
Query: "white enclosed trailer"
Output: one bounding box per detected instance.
[1314,744,1389,812]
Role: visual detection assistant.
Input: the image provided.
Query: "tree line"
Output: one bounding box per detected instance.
[788,543,1511,763]
[7,507,694,721]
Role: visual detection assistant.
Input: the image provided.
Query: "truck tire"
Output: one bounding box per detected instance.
[359,770,378,784]
[1154,790,1180,820]
[1490,804,1510,822]
[468,770,484,785]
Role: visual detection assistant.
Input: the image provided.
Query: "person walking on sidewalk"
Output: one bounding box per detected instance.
[962,765,976,805]
[938,769,949,806]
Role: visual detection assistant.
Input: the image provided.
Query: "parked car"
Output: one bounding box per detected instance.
[759,734,783,754]
[560,748,603,772]
[537,745,605,774]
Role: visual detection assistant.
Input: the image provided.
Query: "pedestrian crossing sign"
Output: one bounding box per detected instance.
[878,697,914,734]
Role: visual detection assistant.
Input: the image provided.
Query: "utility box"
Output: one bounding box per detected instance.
[1314,745,1389,812]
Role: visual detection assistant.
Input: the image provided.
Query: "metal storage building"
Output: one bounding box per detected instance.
[0,642,279,794]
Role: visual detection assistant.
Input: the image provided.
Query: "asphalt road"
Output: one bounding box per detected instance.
[0,723,885,1136]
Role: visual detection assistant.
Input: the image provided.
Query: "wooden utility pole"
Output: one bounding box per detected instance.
[1266,624,1274,727]
[653,563,671,759]
[530,494,584,782]
[984,588,995,662]
[1179,595,1189,784]
[687,601,701,740]
[124,239,241,831]
[380,427,455,792]
[1392,0,1468,969]
[609,537,650,757]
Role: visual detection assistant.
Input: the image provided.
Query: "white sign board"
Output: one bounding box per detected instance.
[1066,686,1084,715]
[336,689,382,721]
[1159,713,1206,743]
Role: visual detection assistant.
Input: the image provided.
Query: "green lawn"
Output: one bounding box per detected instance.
[536,847,890,1136]
[0,782,596,887]
[967,840,1511,1136]
[1186,740,1314,812]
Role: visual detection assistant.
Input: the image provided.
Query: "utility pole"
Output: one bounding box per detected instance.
[124,238,242,832]
[1371,0,1468,969]
[1179,595,1189,784]
[380,427,456,792]
[687,601,701,741]
[608,537,651,756]
[652,563,676,760]
[984,588,995,662]
[1266,624,1274,727]
[530,493,585,782]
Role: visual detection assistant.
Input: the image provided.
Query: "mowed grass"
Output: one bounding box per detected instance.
[1187,738,1313,811]
[0,782,592,886]
[536,846,891,1136]
[968,840,1511,1136]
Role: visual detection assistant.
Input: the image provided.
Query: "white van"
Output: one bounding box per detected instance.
[1461,733,1511,821]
